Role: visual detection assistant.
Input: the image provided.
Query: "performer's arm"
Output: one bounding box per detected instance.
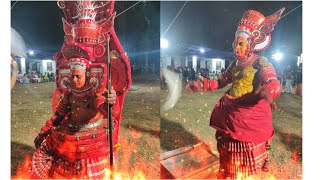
[254,57,282,103]
[34,93,70,148]
[218,61,234,89]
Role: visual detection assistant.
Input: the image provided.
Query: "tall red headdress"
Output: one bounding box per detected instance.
[55,0,131,95]
[235,8,285,53]
[52,0,132,153]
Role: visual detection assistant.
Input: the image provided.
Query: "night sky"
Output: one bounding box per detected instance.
[11,1,302,67]
[161,1,302,60]
[11,1,160,65]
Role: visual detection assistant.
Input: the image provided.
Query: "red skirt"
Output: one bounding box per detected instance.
[210,93,274,144]
[29,127,111,179]
[216,131,269,179]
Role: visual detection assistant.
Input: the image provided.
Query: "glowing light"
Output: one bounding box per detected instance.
[200,48,205,53]
[272,52,283,61]
[13,143,147,180]
[161,38,169,49]
[29,50,34,55]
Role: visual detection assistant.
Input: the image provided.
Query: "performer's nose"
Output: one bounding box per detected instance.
[73,76,78,83]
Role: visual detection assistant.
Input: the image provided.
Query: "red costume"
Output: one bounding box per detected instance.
[209,79,218,91]
[210,8,284,179]
[203,77,209,91]
[197,79,202,92]
[29,1,131,179]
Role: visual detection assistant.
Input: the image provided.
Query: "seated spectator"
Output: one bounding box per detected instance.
[22,73,30,84]
[34,73,42,83]
[29,73,36,83]
[16,71,23,83]
[43,72,49,82]
[49,72,55,81]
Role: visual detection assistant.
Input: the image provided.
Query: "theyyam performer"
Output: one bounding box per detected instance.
[187,7,284,179]
[29,0,131,178]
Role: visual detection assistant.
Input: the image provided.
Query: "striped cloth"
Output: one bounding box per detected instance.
[51,156,110,179]
[29,142,53,179]
[216,132,270,179]
[29,126,112,179]
[30,141,112,179]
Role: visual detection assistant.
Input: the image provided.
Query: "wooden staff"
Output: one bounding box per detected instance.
[106,35,114,173]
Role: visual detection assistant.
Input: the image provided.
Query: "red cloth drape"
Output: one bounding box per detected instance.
[209,79,219,91]
[210,93,274,144]
[197,80,202,92]
[203,78,209,91]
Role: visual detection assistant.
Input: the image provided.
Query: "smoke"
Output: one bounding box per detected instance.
[11,27,27,58]
[161,69,182,112]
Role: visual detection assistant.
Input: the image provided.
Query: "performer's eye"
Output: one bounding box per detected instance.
[239,42,244,46]
[72,75,81,79]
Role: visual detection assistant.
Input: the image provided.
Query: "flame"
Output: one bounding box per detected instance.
[235,172,247,180]
[12,130,149,179]
[236,172,276,180]
[13,154,146,180]
[264,173,276,180]
[12,155,32,179]
[102,168,145,180]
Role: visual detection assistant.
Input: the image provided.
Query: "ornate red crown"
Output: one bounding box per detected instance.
[58,0,115,48]
[238,10,266,33]
[235,8,285,52]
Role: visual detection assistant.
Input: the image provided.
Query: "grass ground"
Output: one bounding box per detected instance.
[11,74,160,179]
[160,86,302,179]
[11,78,302,179]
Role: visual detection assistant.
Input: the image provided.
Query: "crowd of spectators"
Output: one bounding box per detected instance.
[276,64,302,95]
[16,71,55,84]
[166,65,225,85]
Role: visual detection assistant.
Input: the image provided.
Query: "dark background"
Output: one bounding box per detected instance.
[11,1,160,73]
[11,1,302,74]
[160,1,302,69]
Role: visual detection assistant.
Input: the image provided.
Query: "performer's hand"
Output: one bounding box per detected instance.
[107,87,117,105]
[255,86,273,104]
[270,101,277,111]
[34,135,45,149]
[256,86,278,111]
[34,123,52,149]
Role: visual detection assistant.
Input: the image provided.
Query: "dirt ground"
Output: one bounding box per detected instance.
[160,85,302,179]
[11,76,302,179]
[11,74,160,179]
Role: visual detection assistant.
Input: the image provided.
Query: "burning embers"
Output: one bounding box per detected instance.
[12,154,146,179]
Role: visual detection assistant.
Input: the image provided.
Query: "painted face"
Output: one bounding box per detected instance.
[234,36,249,61]
[71,69,86,88]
